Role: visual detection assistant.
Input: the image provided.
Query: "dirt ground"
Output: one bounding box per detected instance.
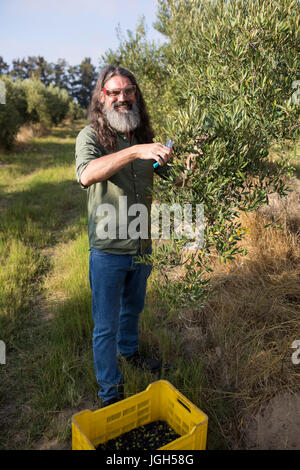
[243,392,300,450]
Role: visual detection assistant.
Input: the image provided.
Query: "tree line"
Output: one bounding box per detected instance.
[0,55,98,109]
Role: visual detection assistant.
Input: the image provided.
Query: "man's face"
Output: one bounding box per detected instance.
[100,76,136,111]
[101,75,140,134]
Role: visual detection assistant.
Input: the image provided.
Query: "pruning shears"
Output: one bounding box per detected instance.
[153,139,174,169]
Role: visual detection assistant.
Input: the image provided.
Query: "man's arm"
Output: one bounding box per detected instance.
[80,142,172,187]
[80,146,137,186]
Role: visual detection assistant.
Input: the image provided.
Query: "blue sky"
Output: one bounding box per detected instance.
[0,0,165,67]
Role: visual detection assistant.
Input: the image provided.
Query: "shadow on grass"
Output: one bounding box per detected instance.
[0,119,88,176]
[0,288,96,450]
[0,141,76,174]
[50,121,87,139]
[0,178,86,248]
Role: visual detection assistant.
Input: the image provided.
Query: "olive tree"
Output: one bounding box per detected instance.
[0,76,28,148]
[146,0,300,311]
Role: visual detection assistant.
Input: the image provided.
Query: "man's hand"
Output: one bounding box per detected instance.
[80,142,172,187]
[136,142,172,167]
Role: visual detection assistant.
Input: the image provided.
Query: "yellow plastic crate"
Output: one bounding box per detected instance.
[72,380,208,450]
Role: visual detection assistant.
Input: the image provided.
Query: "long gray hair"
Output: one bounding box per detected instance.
[88,65,154,150]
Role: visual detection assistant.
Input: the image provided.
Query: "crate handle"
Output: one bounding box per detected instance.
[177,398,191,413]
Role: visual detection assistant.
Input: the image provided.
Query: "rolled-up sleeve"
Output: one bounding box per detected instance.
[75,126,104,189]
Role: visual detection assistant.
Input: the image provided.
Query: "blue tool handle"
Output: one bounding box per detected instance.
[153,139,174,169]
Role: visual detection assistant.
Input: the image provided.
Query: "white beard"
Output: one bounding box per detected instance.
[103,102,141,134]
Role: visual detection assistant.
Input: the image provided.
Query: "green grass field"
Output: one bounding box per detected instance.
[0,121,299,450]
[0,120,209,450]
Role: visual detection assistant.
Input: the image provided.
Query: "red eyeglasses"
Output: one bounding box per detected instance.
[102,85,136,98]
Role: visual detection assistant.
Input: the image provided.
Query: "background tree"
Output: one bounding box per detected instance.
[26,56,53,86]
[1,55,98,108]
[0,76,82,147]
[10,58,29,80]
[0,77,28,148]
[0,57,9,75]
[52,58,69,90]
[70,58,97,109]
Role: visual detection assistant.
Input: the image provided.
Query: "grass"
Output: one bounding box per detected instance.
[0,120,91,449]
[269,138,300,179]
[0,121,299,450]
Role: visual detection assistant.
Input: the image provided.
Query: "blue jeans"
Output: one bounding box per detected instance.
[89,248,152,402]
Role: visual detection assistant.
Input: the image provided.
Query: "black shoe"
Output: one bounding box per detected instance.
[101,384,124,408]
[123,351,162,373]
[102,396,121,408]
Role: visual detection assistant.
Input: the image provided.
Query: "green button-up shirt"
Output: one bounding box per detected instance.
[75,124,169,254]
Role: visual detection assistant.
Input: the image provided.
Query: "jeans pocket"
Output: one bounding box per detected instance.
[90,248,110,257]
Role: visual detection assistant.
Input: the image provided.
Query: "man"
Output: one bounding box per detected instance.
[75,65,191,407]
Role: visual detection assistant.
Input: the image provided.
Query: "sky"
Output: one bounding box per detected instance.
[0,0,166,67]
